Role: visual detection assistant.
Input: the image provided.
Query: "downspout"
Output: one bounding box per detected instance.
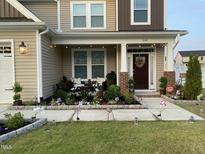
[115,0,118,31]
[55,0,61,32]
[37,27,49,102]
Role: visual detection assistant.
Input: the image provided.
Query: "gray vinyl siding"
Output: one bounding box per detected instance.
[0,31,37,101]
[22,2,57,30]
[41,35,63,99]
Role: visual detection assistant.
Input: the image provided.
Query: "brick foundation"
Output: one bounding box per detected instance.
[119,72,129,94]
[164,71,176,85]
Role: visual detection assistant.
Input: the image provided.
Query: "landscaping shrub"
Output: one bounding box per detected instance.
[123,92,136,104]
[184,56,202,100]
[106,71,117,87]
[4,112,24,130]
[53,89,68,102]
[159,77,168,94]
[13,82,23,105]
[56,76,74,92]
[104,85,120,101]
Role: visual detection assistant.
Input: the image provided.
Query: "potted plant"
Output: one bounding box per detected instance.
[13,82,23,106]
[128,78,134,92]
[159,77,168,95]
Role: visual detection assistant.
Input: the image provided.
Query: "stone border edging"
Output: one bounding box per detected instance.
[0,118,47,143]
[8,105,146,110]
[161,95,205,104]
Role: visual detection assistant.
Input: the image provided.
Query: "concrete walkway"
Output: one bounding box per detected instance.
[0,98,203,122]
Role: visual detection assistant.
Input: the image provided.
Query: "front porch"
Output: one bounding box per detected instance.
[40,31,186,100]
[52,43,168,93]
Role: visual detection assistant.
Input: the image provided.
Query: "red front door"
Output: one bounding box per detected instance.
[133,54,149,89]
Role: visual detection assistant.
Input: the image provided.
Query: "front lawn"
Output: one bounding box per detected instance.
[177,103,205,119]
[1,121,205,154]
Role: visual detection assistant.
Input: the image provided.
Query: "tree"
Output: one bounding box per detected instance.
[184,56,202,100]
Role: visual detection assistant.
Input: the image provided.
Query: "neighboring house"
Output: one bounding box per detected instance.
[175,50,205,88]
[0,0,187,103]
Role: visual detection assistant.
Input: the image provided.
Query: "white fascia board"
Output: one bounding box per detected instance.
[0,22,46,30]
[55,31,188,39]
[6,0,42,22]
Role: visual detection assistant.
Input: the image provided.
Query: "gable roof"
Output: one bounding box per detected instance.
[179,50,205,57]
[5,0,42,22]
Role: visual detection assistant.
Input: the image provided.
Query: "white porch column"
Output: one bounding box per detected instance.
[166,42,174,71]
[120,43,128,72]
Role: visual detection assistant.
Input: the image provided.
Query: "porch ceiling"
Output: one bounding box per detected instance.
[52,30,188,45]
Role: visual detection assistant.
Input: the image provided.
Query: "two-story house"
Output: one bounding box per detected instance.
[0,0,187,103]
[175,50,205,88]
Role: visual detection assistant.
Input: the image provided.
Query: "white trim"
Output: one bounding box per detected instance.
[120,43,128,72]
[6,0,42,22]
[164,0,167,29]
[72,48,107,80]
[127,48,156,90]
[115,0,118,31]
[70,1,106,30]
[55,0,62,32]
[36,30,41,102]
[37,28,49,102]
[116,45,119,85]
[0,39,15,103]
[130,0,151,25]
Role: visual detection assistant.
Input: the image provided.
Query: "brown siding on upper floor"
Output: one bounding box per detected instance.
[0,0,24,18]
[118,0,164,31]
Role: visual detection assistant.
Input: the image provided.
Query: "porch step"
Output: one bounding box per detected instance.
[135,91,160,97]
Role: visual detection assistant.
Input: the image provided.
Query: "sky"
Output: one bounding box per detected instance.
[168,0,205,53]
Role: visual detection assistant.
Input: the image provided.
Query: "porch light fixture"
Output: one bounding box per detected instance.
[49,44,54,48]
[19,42,28,54]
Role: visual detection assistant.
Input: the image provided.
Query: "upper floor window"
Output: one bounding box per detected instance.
[131,0,151,25]
[71,2,106,29]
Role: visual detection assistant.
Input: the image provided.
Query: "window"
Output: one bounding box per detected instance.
[131,0,151,25]
[0,43,11,54]
[73,49,106,79]
[74,51,87,78]
[71,2,106,29]
[73,4,86,28]
[91,4,104,27]
[92,51,105,78]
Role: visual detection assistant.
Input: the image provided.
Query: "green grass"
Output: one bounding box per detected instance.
[177,103,205,119]
[1,121,205,154]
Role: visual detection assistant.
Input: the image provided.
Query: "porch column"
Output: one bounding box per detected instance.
[164,43,175,85]
[119,43,129,94]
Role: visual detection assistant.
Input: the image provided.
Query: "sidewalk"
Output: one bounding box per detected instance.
[0,98,203,122]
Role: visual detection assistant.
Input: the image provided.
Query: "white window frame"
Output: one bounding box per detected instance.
[130,0,151,25]
[72,48,107,80]
[71,1,106,30]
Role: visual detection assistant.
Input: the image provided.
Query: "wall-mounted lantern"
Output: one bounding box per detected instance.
[19,42,28,54]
